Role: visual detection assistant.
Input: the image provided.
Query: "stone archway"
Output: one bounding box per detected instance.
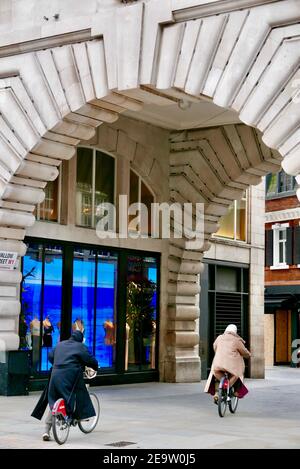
[0,0,299,381]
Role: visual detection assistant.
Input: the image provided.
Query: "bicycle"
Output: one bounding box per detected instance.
[52,367,100,445]
[217,372,239,418]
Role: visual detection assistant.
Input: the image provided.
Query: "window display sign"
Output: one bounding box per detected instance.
[0,251,18,270]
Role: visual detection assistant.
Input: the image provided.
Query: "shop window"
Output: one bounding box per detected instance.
[215,193,247,242]
[20,240,160,380]
[266,170,296,197]
[72,248,118,370]
[126,255,158,372]
[76,148,115,228]
[36,173,61,222]
[20,244,63,375]
[129,169,154,235]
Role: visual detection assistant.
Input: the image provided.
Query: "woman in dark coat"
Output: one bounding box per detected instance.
[32,330,98,440]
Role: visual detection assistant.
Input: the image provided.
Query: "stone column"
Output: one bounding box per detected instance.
[164,240,203,383]
[249,181,266,378]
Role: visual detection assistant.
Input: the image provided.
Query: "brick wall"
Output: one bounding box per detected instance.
[266,195,299,212]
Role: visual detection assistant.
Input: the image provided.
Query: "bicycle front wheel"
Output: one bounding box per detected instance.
[218,386,227,418]
[78,393,100,434]
[52,402,70,445]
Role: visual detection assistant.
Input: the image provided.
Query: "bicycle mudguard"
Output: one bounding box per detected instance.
[52,399,67,417]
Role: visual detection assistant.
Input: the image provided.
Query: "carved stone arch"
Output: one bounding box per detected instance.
[0,0,299,382]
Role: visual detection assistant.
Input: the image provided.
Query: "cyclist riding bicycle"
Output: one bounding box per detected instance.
[31,330,98,441]
[204,324,251,403]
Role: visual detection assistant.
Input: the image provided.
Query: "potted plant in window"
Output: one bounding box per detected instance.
[126,277,156,365]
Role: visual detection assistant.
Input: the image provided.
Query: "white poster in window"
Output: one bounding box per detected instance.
[0,251,18,270]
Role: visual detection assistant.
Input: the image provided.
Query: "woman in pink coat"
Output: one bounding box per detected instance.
[204,324,251,402]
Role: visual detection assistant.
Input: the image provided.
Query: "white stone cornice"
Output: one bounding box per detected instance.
[173,0,282,21]
[265,207,300,223]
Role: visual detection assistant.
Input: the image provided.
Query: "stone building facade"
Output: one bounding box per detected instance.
[0,0,299,386]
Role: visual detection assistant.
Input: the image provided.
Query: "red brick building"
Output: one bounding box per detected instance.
[265,171,300,367]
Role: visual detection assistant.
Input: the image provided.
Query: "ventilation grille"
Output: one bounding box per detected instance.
[215,292,242,337]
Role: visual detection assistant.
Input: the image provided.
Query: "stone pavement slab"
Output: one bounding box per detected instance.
[0,367,299,449]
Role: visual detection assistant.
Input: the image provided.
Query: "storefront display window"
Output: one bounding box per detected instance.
[20,240,159,383]
[72,248,118,370]
[126,256,158,371]
[20,244,63,375]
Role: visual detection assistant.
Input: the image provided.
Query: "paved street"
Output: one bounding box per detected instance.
[0,367,299,449]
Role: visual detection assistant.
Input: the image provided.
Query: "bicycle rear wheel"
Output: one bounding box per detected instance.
[218,382,228,418]
[229,393,239,413]
[52,399,70,445]
[78,393,100,434]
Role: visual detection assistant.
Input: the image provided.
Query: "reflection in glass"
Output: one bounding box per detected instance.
[76,148,93,227]
[96,253,118,369]
[126,256,158,371]
[72,249,96,355]
[38,178,59,222]
[236,197,246,241]
[41,246,63,371]
[72,248,118,371]
[20,244,63,374]
[216,203,235,239]
[215,193,247,242]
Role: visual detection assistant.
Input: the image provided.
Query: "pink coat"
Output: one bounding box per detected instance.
[204,331,251,394]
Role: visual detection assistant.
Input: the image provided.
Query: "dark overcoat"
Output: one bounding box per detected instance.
[31,331,98,420]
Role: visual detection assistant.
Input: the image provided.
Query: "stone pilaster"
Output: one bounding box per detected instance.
[249,181,266,378]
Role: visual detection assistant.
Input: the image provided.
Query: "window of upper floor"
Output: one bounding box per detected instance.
[129,169,155,236]
[266,170,296,199]
[214,192,247,242]
[76,148,115,228]
[35,170,61,223]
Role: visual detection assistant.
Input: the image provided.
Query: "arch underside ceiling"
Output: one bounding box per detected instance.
[0,0,298,364]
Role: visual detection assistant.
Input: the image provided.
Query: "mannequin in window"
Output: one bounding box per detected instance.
[103,320,115,346]
[72,318,84,334]
[150,320,156,369]
[43,316,54,348]
[30,316,40,370]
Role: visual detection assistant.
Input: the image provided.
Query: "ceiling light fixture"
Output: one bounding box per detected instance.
[178,99,192,111]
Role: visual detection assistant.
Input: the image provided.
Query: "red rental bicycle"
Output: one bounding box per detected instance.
[51,367,100,445]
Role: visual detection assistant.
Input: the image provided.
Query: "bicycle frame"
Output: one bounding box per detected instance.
[52,399,67,418]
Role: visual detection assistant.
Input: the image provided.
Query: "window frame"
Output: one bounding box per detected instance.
[76,147,116,229]
[213,192,248,243]
[36,170,62,223]
[129,168,156,236]
[266,171,296,199]
[270,223,290,270]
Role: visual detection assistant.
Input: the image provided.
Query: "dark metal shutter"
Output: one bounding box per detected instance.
[265,229,273,267]
[286,227,293,265]
[215,292,242,338]
[294,226,300,265]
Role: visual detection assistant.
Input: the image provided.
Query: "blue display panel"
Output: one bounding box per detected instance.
[72,249,96,355]
[41,247,63,371]
[72,248,118,370]
[96,255,118,368]
[20,244,63,374]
